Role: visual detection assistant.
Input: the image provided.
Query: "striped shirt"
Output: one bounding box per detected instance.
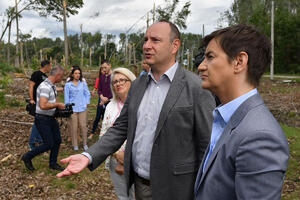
[36,78,57,116]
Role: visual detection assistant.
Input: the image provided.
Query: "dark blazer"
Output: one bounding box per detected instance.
[194,94,289,200]
[86,65,215,200]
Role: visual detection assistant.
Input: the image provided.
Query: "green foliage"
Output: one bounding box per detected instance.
[0,92,6,108]
[0,76,12,89]
[222,0,300,74]
[8,98,22,107]
[0,74,13,108]
[156,0,191,29]
[0,62,22,75]
[281,124,300,199]
[29,58,40,70]
[33,0,84,21]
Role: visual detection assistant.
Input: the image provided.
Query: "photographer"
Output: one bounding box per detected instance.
[22,66,66,172]
[28,60,52,150]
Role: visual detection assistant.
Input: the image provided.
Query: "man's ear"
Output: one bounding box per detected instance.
[233,51,248,74]
[172,39,181,55]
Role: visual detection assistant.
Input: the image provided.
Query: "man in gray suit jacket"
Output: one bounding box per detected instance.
[195,24,289,199]
[57,20,215,200]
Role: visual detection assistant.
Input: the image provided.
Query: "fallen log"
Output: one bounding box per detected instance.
[1,154,12,163]
[0,119,33,126]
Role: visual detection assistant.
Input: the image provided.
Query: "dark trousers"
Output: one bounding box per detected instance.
[91,97,106,134]
[134,173,152,200]
[29,123,43,150]
[25,115,61,166]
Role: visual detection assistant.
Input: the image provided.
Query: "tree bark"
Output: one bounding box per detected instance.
[0,2,32,42]
[25,43,29,67]
[133,44,136,65]
[128,43,132,65]
[40,49,43,62]
[63,0,69,67]
[15,0,20,67]
[20,42,24,67]
[80,24,83,68]
[7,22,11,65]
[104,35,107,59]
[89,47,92,67]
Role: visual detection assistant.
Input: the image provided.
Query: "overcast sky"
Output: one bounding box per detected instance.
[0,0,233,43]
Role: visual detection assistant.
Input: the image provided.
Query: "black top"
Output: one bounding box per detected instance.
[30,70,48,101]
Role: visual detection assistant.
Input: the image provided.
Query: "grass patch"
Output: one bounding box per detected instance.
[282,124,300,200]
[269,86,300,94]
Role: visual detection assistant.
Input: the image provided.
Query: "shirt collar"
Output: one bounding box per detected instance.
[148,62,178,83]
[216,88,258,124]
[45,78,54,87]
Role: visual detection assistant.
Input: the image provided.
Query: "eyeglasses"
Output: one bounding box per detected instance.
[112,78,130,86]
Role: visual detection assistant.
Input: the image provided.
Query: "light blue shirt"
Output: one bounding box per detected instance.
[202,89,258,172]
[64,80,91,113]
[132,62,178,179]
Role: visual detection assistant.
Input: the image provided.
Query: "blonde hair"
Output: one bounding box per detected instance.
[110,67,136,100]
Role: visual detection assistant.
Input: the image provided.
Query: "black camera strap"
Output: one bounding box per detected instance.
[50,84,65,126]
[51,85,57,98]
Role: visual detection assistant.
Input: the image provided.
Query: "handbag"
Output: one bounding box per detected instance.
[26,102,36,116]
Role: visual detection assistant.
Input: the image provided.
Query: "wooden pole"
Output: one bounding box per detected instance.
[40,49,43,62]
[20,42,24,67]
[133,43,136,65]
[128,43,132,65]
[15,0,20,67]
[147,12,149,29]
[7,22,11,65]
[80,24,83,68]
[63,0,69,67]
[89,47,92,67]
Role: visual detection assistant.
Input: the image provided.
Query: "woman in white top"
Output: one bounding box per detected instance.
[100,67,136,200]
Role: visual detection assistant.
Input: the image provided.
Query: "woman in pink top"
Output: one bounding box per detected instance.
[89,65,106,139]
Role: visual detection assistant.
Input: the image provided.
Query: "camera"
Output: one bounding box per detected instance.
[54,103,75,118]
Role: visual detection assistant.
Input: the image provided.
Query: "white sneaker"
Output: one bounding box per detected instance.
[83,145,88,151]
[74,146,79,151]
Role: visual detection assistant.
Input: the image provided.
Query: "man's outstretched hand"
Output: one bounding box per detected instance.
[56,154,90,178]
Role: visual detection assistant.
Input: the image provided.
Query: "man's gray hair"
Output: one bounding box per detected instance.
[50,65,64,76]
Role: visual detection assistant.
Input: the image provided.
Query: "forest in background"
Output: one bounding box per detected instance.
[0,0,299,74]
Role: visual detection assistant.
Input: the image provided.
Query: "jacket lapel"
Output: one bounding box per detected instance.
[128,75,149,142]
[196,94,264,190]
[154,66,185,141]
[194,146,210,193]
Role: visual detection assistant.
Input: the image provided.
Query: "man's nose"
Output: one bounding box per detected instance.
[143,40,151,49]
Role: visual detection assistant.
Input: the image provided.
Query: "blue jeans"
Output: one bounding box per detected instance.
[24,115,61,166]
[91,97,106,134]
[29,123,43,150]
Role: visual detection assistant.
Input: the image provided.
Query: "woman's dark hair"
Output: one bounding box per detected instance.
[98,65,104,79]
[69,65,82,82]
[202,24,271,87]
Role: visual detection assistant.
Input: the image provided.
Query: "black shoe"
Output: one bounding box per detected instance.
[21,154,35,171]
[49,163,65,171]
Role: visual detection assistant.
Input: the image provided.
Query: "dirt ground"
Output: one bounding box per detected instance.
[0,74,299,199]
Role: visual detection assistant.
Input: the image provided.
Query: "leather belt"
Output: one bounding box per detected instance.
[35,113,54,118]
[135,173,151,186]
